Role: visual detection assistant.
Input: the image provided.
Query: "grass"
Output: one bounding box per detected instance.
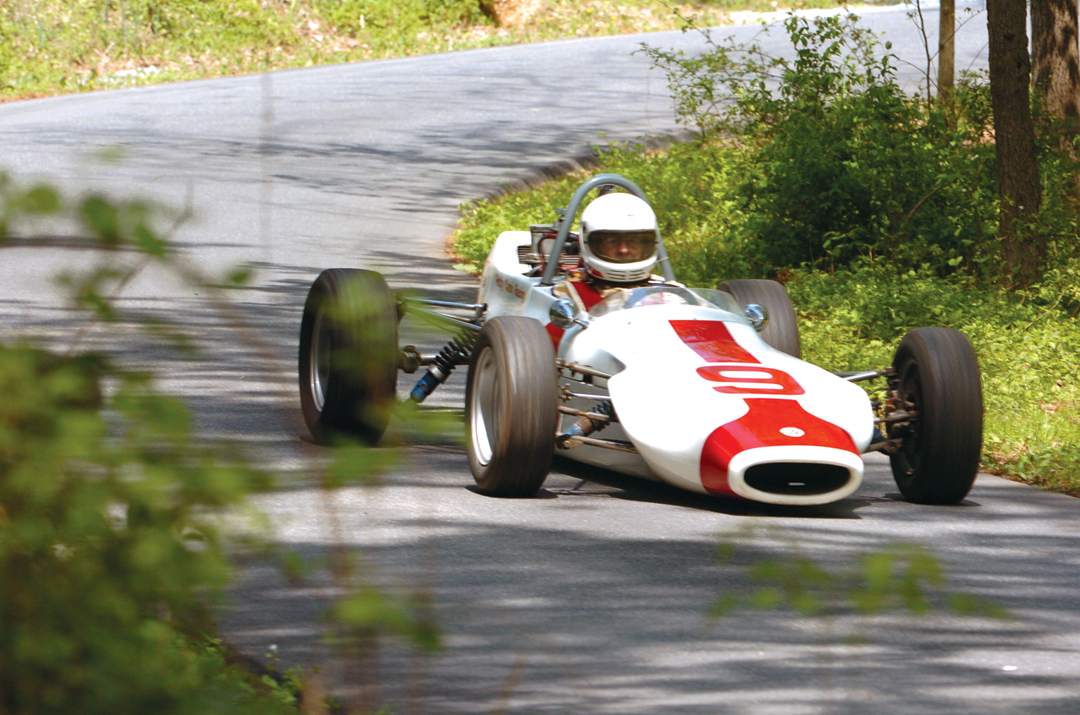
[0,0,855,101]
[452,141,1080,496]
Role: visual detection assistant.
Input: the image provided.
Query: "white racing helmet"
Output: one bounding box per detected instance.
[579,192,660,283]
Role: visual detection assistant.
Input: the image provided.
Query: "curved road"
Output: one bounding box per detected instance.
[6,6,1080,714]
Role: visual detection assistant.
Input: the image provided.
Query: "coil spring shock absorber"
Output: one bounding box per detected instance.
[557,400,615,448]
[408,330,476,403]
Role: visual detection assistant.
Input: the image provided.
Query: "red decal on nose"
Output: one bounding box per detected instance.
[670,320,758,364]
[700,399,857,495]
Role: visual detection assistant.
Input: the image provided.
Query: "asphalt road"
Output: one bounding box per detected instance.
[6,4,1080,714]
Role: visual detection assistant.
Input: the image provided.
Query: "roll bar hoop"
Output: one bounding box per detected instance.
[538,173,676,286]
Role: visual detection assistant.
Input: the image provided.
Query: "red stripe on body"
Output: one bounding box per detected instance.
[669,320,758,364]
[545,322,565,349]
[700,399,857,496]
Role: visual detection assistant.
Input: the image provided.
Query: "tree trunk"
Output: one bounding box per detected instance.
[480,0,541,27]
[1031,0,1080,134]
[938,0,955,101]
[987,0,1044,288]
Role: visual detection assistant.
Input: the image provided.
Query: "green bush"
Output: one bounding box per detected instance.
[0,342,294,715]
[0,175,296,714]
[641,13,1001,275]
[0,171,446,713]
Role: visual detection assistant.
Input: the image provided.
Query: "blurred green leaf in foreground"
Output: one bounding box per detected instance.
[710,526,1009,621]
[0,172,438,715]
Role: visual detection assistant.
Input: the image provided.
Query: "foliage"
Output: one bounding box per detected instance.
[639,12,896,136]
[0,179,286,714]
[0,0,298,95]
[0,172,440,714]
[711,526,1008,619]
[313,0,485,53]
[641,13,1001,273]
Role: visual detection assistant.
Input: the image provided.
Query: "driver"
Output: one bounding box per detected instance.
[553,191,663,313]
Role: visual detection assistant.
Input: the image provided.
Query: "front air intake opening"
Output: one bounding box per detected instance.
[743,462,851,496]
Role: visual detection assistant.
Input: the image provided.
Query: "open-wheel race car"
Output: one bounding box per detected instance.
[298,174,983,506]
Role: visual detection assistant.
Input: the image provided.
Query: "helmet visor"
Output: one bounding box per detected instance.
[587,230,658,264]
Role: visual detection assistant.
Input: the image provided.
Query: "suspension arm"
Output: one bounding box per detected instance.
[834,367,895,382]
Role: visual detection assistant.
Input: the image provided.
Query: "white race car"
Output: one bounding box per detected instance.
[298,174,983,506]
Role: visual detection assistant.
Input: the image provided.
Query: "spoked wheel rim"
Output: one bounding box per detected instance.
[310,309,332,413]
[469,346,499,467]
[893,358,923,476]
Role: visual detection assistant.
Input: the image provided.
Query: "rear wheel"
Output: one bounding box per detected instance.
[718,279,801,358]
[888,327,983,504]
[299,268,398,444]
[466,317,558,496]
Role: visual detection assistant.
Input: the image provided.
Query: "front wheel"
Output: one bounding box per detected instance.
[718,279,801,358]
[888,327,983,504]
[466,317,558,497]
[298,268,398,445]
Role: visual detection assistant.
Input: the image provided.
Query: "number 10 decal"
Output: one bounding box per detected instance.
[696,365,805,396]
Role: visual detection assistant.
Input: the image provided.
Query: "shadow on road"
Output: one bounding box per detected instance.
[221,443,1080,714]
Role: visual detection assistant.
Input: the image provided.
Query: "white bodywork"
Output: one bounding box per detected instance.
[478,231,875,506]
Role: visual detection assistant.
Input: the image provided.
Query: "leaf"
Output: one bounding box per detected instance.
[134,223,166,257]
[281,550,309,586]
[325,444,399,488]
[708,594,740,619]
[949,594,1011,620]
[750,588,784,610]
[79,195,121,245]
[333,588,408,632]
[226,267,253,286]
[20,186,60,214]
[791,592,821,615]
[862,552,895,592]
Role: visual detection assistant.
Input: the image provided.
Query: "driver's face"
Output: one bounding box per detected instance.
[589,231,656,263]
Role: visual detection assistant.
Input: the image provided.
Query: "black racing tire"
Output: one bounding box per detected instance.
[888,327,983,504]
[718,279,801,358]
[298,268,398,445]
[465,316,558,497]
